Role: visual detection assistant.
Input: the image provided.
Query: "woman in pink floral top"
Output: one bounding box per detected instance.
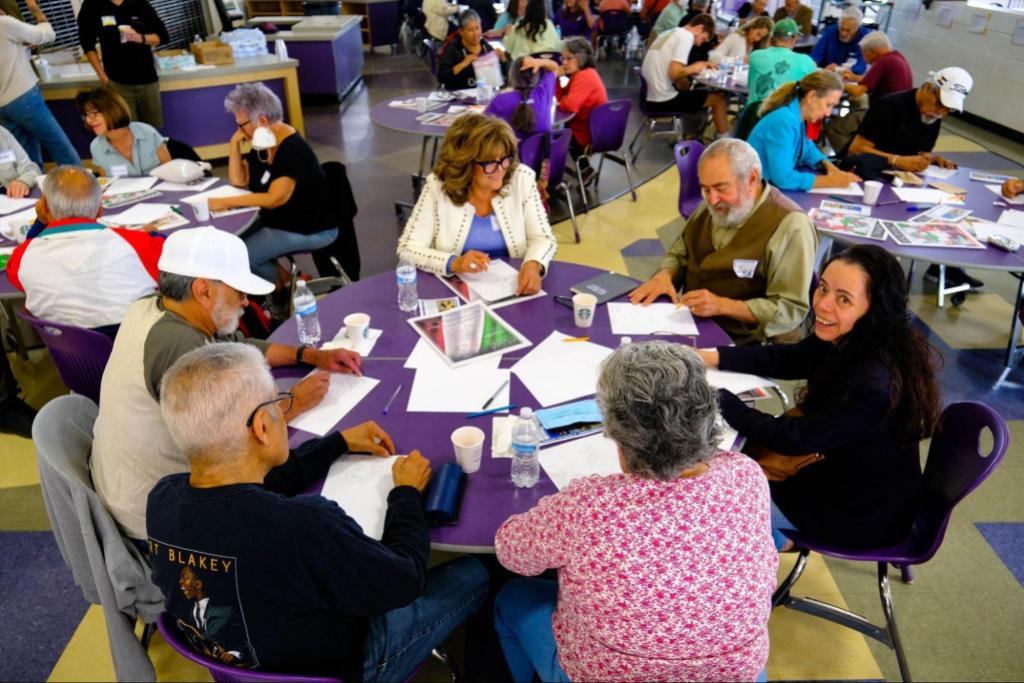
[494,342,778,682]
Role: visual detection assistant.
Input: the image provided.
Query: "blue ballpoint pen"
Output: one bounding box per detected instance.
[466,405,517,419]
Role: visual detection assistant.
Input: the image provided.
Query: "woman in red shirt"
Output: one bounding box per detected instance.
[521,36,608,180]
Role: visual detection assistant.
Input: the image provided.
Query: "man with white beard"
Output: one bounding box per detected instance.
[630,138,816,344]
[91,227,363,543]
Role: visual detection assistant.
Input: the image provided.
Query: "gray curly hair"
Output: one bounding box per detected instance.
[597,342,722,481]
[224,82,283,123]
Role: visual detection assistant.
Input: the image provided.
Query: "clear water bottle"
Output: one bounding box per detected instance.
[397,252,419,313]
[293,280,321,346]
[511,407,541,488]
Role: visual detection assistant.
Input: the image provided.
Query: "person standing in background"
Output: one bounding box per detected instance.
[77,0,169,128]
[0,0,81,166]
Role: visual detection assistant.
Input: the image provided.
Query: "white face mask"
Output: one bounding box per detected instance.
[251,126,277,151]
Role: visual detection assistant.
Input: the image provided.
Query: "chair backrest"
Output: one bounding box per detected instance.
[908,401,1009,563]
[588,98,631,154]
[319,161,360,281]
[518,131,546,174]
[423,38,438,76]
[157,613,343,683]
[546,129,572,186]
[599,9,630,34]
[673,140,705,218]
[166,138,202,162]
[19,312,113,403]
[634,66,654,117]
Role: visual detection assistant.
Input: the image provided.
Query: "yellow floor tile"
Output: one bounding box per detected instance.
[933,134,987,153]
[908,293,1017,350]
[0,434,39,488]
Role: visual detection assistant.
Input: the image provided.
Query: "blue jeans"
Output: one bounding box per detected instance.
[494,578,570,683]
[771,499,798,551]
[242,225,339,283]
[0,85,81,167]
[362,556,488,683]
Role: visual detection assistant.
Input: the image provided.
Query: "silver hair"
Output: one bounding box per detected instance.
[160,343,277,463]
[224,82,284,123]
[158,272,197,301]
[597,342,722,481]
[841,6,863,24]
[458,8,481,27]
[561,36,595,69]
[699,138,763,183]
[43,166,102,220]
[858,29,890,52]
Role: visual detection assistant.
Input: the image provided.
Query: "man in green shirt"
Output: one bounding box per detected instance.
[747,19,816,104]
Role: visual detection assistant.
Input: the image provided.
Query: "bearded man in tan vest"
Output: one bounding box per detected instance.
[630,138,817,344]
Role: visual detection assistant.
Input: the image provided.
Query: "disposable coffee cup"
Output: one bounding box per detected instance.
[118,25,131,43]
[344,312,371,342]
[572,293,597,328]
[451,426,485,474]
[416,97,428,114]
[863,180,883,206]
[192,198,210,221]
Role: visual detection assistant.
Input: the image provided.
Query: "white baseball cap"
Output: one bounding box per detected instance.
[158,226,275,295]
[931,67,972,112]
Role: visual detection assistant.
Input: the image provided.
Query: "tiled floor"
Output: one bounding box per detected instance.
[3,50,1023,682]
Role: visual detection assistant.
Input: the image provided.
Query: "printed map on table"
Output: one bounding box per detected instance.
[810,209,887,241]
[881,220,985,249]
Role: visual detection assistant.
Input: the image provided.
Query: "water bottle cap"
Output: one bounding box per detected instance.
[296,280,308,289]
[520,407,533,418]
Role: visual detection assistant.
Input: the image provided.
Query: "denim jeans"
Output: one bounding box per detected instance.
[362,556,488,683]
[771,499,798,550]
[494,578,571,683]
[242,225,339,283]
[0,85,81,167]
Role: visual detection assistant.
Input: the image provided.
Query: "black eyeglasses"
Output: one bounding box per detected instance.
[246,391,293,427]
[236,119,253,131]
[474,156,513,174]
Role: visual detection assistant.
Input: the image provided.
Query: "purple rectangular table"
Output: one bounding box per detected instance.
[270,261,732,551]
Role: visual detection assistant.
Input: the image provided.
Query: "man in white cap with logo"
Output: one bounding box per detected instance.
[91,226,370,544]
[846,66,980,287]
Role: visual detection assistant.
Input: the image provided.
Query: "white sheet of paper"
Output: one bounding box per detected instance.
[0,196,37,216]
[459,259,520,302]
[893,187,963,205]
[923,165,957,180]
[985,184,1024,205]
[998,209,1024,230]
[407,367,510,413]
[322,328,383,356]
[181,184,258,217]
[320,455,401,540]
[286,373,380,436]
[104,176,158,196]
[606,302,698,336]
[717,424,741,452]
[1,207,37,242]
[511,331,613,406]
[538,432,622,490]
[403,338,501,372]
[969,220,1024,244]
[807,183,863,197]
[100,202,174,225]
[152,177,219,192]
[705,368,778,394]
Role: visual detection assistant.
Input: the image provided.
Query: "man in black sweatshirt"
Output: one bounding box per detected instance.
[147,342,488,682]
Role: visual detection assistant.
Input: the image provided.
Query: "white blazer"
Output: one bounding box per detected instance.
[397,164,558,276]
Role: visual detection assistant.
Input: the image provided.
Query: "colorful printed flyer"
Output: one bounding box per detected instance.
[881,220,986,249]
[811,209,888,241]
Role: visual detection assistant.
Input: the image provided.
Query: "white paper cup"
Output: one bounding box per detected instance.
[344,312,370,342]
[451,426,485,473]
[192,198,210,221]
[572,293,598,328]
[863,180,883,206]
[416,97,428,113]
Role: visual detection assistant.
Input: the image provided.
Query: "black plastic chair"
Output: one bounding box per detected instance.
[166,138,201,162]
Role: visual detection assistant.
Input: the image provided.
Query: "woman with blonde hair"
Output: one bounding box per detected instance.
[397,113,557,295]
[710,16,773,63]
[747,69,861,190]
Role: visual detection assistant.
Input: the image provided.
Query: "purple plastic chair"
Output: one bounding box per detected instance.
[547,129,581,242]
[628,67,686,163]
[581,99,636,206]
[673,140,705,219]
[772,401,1009,682]
[18,312,113,404]
[518,131,545,175]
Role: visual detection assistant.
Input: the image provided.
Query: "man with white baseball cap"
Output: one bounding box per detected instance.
[91,226,366,542]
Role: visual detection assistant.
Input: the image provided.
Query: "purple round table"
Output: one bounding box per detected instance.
[693,72,749,97]
[271,261,732,552]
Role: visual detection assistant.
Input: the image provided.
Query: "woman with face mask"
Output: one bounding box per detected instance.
[75,87,170,176]
[212,83,337,299]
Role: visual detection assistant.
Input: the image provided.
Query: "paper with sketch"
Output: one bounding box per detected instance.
[101,203,189,230]
[819,199,871,216]
[511,331,613,406]
[997,209,1024,230]
[807,183,863,197]
[152,177,219,193]
[286,373,380,436]
[407,366,510,413]
[923,165,957,180]
[538,433,622,491]
[810,209,887,241]
[0,196,36,216]
[881,220,985,249]
[892,187,964,205]
[320,455,400,540]
[322,328,383,355]
[104,176,158,196]
[907,205,972,224]
[985,184,1024,205]
[181,184,257,218]
[607,302,699,336]
[968,220,1024,245]
[705,368,778,394]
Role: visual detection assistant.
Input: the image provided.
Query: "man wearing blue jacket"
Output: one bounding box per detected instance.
[811,7,870,75]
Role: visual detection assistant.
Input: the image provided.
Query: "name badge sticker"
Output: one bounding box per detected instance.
[260,170,271,185]
[733,259,758,279]
[0,150,16,164]
[101,15,117,26]
[110,164,129,178]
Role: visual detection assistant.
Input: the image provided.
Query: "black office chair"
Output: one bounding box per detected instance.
[165,138,202,162]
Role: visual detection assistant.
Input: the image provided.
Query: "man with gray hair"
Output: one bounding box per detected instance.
[91,226,364,541]
[810,6,870,75]
[630,138,816,343]
[7,165,165,333]
[147,342,488,681]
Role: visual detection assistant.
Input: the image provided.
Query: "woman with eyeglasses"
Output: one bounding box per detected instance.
[74,87,170,176]
[397,113,557,295]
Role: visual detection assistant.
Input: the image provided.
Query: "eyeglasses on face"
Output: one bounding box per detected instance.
[474,155,513,174]
[245,391,293,427]
[82,109,103,121]
[236,119,253,131]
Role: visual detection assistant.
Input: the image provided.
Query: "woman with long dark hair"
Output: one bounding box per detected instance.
[699,245,943,550]
[484,56,555,140]
[503,0,561,59]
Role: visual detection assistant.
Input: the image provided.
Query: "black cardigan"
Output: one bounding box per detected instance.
[437,39,495,91]
[717,336,923,548]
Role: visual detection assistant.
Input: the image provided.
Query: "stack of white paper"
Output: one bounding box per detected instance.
[458,260,520,302]
[101,203,188,230]
[607,302,698,336]
[511,331,613,406]
[807,183,863,197]
[181,185,257,218]
[704,368,778,394]
[538,433,622,490]
[320,455,401,539]
[152,177,219,192]
[104,176,158,196]
[923,165,957,180]
[892,187,963,205]
[0,196,37,216]
[997,209,1024,229]
[970,220,1024,244]
[285,372,380,436]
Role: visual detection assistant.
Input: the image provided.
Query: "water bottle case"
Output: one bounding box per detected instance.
[423,463,466,526]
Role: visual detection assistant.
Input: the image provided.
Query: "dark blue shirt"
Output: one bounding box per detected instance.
[810,24,870,75]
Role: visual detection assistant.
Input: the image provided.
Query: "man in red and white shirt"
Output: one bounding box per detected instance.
[7,165,164,333]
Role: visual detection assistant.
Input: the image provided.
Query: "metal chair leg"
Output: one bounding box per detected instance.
[629,118,655,163]
[878,562,912,682]
[624,152,637,202]
[140,621,156,650]
[575,157,590,213]
[431,646,460,683]
[559,182,580,243]
[896,563,914,584]
[772,548,810,607]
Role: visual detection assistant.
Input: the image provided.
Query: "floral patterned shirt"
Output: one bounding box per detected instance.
[495,451,778,682]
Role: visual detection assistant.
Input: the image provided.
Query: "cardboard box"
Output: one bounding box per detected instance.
[189,40,234,65]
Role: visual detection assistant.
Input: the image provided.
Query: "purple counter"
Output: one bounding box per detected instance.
[266,17,365,102]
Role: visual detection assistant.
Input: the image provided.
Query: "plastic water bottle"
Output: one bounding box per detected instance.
[397,252,419,312]
[511,407,541,488]
[293,280,321,346]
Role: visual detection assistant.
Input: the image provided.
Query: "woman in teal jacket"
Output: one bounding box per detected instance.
[748,69,860,191]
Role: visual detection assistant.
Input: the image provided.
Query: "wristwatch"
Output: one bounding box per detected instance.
[296,344,310,365]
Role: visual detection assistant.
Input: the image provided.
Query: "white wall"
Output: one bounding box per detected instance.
[886,0,1024,131]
